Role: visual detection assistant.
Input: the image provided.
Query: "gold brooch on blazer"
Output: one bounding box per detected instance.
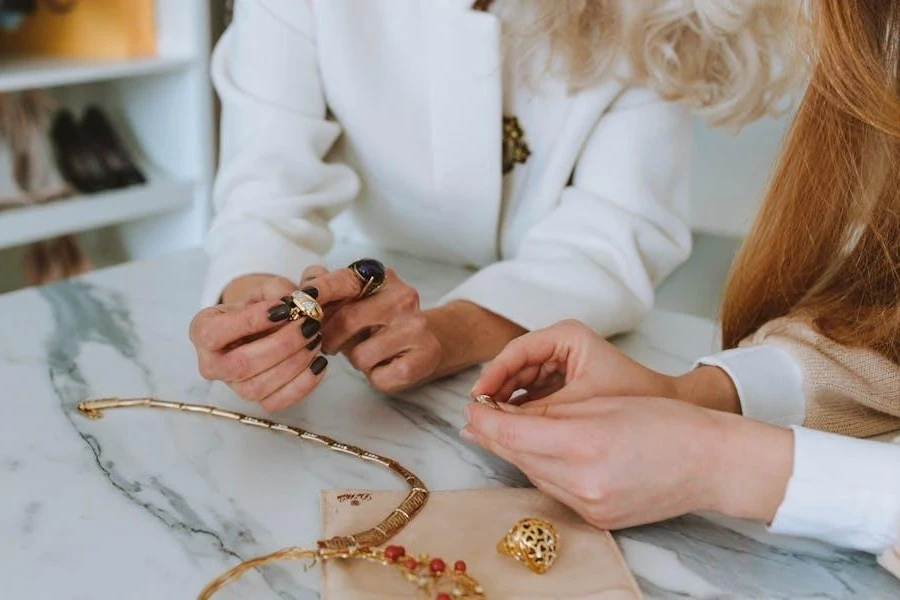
[503,115,531,175]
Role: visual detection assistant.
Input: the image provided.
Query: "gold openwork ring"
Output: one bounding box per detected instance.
[497,518,559,575]
[288,290,324,322]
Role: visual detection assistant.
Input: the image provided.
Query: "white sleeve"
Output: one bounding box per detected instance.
[696,344,806,426]
[202,0,360,305]
[443,88,693,335]
[769,427,900,554]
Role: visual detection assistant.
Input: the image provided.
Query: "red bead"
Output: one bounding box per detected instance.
[404,557,419,570]
[436,594,452,600]
[384,545,405,561]
[429,558,446,574]
[454,560,467,573]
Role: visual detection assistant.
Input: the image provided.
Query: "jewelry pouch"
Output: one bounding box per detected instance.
[321,488,642,599]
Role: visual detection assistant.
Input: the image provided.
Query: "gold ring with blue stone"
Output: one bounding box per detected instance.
[284,290,324,322]
[348,258,386,298]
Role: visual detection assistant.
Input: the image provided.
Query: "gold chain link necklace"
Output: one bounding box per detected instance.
[77,398,487,599]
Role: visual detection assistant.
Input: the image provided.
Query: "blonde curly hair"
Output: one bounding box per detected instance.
[499,0,803,128]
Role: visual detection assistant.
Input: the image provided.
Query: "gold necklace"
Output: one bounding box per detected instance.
[78,398,487,599]
[78,398,427,551]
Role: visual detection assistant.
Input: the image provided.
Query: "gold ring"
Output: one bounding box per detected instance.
[347,258,387,299]
[474,395,501,410]
[288,290,324,322]
[497,518,559,575]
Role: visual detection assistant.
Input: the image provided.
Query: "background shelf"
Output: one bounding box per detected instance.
[0,179,195,251]
[0,55,193,94]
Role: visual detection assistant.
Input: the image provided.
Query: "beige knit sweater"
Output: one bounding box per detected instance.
[741,317,900,580]
[741,317,900,438]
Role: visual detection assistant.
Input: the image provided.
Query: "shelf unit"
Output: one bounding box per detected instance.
[0,179,193,250]
[0,0,214,261]
[0,55,193,94]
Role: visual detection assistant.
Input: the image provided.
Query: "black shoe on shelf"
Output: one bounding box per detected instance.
[81,106,147,188]
[50,110,113,194]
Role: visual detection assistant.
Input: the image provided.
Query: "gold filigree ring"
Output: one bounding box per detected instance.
[497,518,559,575]
[288,290,324,322]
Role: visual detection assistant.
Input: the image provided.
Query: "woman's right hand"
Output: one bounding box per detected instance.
[471,319,680,407]
[189,275,328,411]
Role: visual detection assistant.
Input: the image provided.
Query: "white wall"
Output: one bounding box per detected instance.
[689,113,792,236]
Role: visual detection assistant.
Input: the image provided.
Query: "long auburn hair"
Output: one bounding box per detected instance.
[721,0,900,362]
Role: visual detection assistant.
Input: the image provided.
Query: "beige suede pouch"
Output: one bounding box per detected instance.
[320,488,642,599]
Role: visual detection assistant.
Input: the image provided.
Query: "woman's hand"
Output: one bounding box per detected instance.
[189,275,328,411]
[300,263,526,393]
[300,265,443,393]
[473,319,741,413]
[472,319,678,406]
[461,397,794,529]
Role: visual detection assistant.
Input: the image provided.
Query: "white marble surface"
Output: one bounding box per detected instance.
[1,247,898,600]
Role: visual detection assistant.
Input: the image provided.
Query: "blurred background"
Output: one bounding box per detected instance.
[0,0,790,318]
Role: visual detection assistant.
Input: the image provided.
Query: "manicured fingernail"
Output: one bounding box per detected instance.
[310,356,328,375]
[306,334,323,351]
[301,287,319,299]
[463,404,473,422]
[268,303,291,322]
[301,318,321,338]
[459,427,476,443]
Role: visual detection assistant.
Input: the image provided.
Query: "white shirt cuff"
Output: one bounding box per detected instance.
[770,426,900,554]
[696,345,805,426]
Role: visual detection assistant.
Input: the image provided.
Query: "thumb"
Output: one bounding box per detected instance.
[471,326,572,403]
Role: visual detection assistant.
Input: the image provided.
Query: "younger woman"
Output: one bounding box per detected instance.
[462,0,900,579]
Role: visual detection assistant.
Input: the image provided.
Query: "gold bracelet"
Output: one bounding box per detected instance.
[77,398,428,551]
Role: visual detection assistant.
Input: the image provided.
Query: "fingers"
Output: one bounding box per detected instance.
[471,328,568,401]
[259,355,329,412]
[463,403,575,456]
[301,264,328,283]
[460,424,568,479]
[311,267,366,306]
[190,301,285,353]
[231,335,323,402]
[369,340,441,393]
[323,283,416,353]
[214,317,322,382]
[344,319,418,373]
[520,394,621,418]
[322,271,418,354]
[321,293,391,354]
[244,276,296,304]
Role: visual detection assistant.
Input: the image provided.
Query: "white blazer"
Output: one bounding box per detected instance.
[204,0,694,335]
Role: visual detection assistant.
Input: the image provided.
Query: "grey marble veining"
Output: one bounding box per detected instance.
[0,246,897,600]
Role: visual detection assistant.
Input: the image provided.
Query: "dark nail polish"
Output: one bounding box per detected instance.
[301,318,321,338]
[301,287,319,299]
[268,303,291,322]
[306,334,323,351]
[310,356,328,375]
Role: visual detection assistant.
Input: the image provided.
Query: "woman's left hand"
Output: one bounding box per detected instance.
[301,265,443,393]
[461,397,793,529]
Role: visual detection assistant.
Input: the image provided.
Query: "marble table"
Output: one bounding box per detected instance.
[1,247,898,600]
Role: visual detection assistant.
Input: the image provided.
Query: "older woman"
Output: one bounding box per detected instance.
[463,0,900,579]
[189,0,793,411]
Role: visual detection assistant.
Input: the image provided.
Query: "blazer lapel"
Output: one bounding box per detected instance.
[423,0,502,266]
